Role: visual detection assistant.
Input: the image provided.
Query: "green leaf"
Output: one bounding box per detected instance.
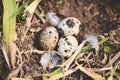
[104,42,118,53]
[39,67,63,77]
[108,75,113,80]
[10,0,33,19]
[56,0,64,5]
[81,44,92,53]
[114,72,120,77]
[3,0,16,46]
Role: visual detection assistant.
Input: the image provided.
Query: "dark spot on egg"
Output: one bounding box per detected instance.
[55,36,57,39]
[76,21,79,24]
[49,31,52,34]
[66,41,72,45]
[65,38,68,41]
[64,50,68,52]
[64,49,71,53]
[62,36,66,38]
[66,19,75,28]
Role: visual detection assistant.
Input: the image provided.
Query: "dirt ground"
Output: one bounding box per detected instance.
[0,0,120,80]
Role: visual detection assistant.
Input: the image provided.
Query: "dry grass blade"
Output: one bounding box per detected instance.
[24,49,45,54]
[6,62,24,80]
[0,40,11,69]
[11,78,31,80]
[106,51,120,67]
[22,0,41,42]
[75,61,105,80]
[10,42,17,69]
[92,67,112,72]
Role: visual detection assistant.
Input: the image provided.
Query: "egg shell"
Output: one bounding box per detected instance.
[57,17,81,36]
[57,36,78,57]
[39,26,59,50]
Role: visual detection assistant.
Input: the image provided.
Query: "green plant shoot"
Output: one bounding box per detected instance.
[3,0,16,47]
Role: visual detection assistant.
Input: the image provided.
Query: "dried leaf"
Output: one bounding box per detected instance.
[10,42,17,69]
[24,0,41,15]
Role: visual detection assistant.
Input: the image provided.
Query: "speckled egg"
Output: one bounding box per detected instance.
[57,36,78,57]
[39,26,59,50]
[57,17,81,36]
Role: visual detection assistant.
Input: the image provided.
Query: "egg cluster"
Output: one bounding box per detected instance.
[39,13,82,68]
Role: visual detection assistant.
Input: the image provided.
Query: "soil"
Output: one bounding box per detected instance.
[0,0,120,80]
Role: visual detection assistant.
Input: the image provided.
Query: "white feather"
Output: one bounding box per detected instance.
[85,34,98,48]
[40,51,64,68]
[46,12,60,26]
[40,52,51,68]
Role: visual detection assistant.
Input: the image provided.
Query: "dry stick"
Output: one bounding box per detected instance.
[64,40,87,70]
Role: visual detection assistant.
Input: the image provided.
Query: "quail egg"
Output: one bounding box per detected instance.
[57,36,78,57]
[39,26,59,50]
[57,17,81,36]
[40,51,64,68]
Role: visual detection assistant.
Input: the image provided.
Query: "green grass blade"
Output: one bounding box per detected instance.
[39,67,63,77]
[10,0,33,19]
[3,0,16,46]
